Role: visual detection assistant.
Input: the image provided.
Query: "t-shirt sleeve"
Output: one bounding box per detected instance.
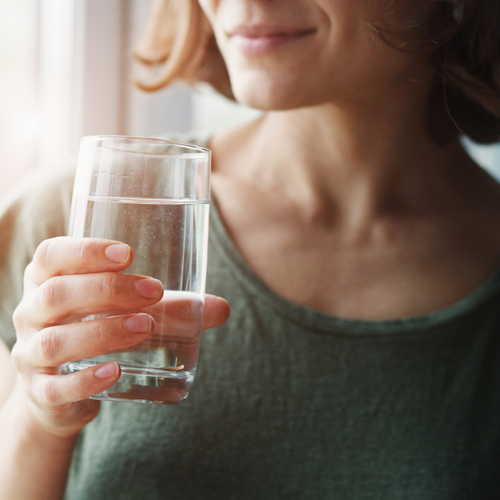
[0,165,75,350]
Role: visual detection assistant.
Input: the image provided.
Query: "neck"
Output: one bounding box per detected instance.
[211,81,476,229]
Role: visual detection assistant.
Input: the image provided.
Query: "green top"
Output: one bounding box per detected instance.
[1,150,500,499]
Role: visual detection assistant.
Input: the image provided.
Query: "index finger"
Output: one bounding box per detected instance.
[29,237,133,286]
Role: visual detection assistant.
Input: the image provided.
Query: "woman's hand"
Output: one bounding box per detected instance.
[10,237,230,439]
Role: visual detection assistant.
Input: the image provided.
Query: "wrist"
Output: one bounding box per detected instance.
[0,377,78,500]
[6,377,80,451]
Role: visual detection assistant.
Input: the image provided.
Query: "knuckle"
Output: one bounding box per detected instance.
[73,238,105,270]
[41,378,60,406]
[73,238,90,266]
[37,327,59,363]
[94,319,112,344]
[100,273,120,299]
[23,262,35,284]
[39,277,65,309]
[70,376,90,403]
[33,239,53,269]
[12,303,27,330]
[10,342,23,371]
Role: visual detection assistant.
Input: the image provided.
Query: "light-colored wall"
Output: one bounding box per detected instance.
[0,0,38,199]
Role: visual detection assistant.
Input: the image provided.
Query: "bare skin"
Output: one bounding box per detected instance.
[0,238,230,499]
[1,0,500,498]
[199,0,500,320]
[210,111,500,320]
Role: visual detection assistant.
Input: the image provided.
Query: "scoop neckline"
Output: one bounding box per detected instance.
[208,197,500,336]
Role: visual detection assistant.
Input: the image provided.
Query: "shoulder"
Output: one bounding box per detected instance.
[0,162,75,226]
[0,162,75,350]
[0,160,76,269]
[0,166,74,274]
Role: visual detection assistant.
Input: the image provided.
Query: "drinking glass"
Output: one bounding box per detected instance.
[61,136,211,405]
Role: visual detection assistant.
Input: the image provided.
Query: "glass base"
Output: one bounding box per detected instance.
[62,362,194,405]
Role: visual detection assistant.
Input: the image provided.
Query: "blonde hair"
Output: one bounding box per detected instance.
[133,0,232,99]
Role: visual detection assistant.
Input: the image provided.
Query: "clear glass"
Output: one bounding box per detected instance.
[61,136,211,405]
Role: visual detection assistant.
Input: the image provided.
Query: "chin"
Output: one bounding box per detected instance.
[229,71,316,111]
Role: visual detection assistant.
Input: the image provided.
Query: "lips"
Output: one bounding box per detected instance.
[227,25,316,55]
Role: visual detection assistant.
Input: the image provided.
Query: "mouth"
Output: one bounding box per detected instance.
[226,25,316,55]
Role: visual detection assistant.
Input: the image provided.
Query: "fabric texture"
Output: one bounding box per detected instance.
[1,139,500,499]
[0,162,74,349]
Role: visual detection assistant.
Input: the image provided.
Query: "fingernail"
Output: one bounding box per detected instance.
[95,362,119,380]
[105,244,130,263]
[135,278,163,299]
[125,314,152,333]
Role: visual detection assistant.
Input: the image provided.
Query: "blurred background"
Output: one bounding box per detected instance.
[0,0,260,199]
[0,0,499,200]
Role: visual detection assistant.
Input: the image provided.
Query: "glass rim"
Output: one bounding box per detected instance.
[80,135,211,159]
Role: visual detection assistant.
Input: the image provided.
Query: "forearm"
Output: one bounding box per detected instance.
[0,379,77,500]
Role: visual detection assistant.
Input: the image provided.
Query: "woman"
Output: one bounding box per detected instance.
[1,0,500,498]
